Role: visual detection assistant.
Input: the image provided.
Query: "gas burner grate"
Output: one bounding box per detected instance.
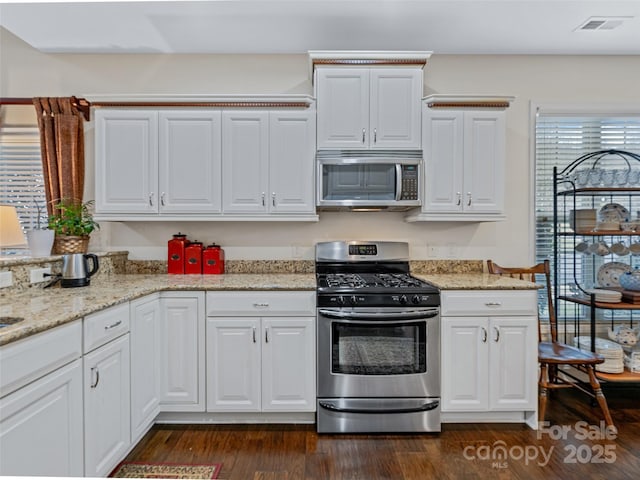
[323,272,430,290]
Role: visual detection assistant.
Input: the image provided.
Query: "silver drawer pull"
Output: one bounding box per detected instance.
[253,303,269,308]
[104,320,122,330]
[485,302,502,307]
[90,367,100,389]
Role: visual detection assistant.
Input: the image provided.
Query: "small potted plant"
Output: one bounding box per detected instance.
[48,199,100,254]
[26,200,55,256]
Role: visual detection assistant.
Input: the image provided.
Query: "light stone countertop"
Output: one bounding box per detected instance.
[0,272,537,346]
[417,273,541,291]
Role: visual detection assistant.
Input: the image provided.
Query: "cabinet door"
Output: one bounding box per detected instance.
[422,109,464,213]
[316,68,369,149]
[84,334,131,478]
[0,359,83,477]
[222,111,269,213]
[95,109,158,214]
[441,317,489,411]
[159,110,222,214]
[159,293,205,411]
[463,111,505,214]
[370,68,422,149]
[269,111,316,214]
[206,318,261,412]
[262,317,315,412]
[130,295,161,442]
[488,316,537,410]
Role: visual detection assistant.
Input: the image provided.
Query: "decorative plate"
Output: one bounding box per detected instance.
[598,203,630,222]
[597,261,632,288]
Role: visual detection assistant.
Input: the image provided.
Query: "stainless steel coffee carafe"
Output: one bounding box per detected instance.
[61,253,99,288]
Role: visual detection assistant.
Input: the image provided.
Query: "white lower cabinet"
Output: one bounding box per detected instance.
[130,294,161,442]
[206,291,316,413]
[0,359,83,477]
[0,321,83,477]
[206,317,315,412]
[158,292,205,411]
[83,301,131,477]
[441,290,538,427]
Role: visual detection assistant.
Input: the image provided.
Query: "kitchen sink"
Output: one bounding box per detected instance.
[0,316,24,328]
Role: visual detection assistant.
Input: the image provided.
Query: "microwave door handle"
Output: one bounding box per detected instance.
[395,164,403,201]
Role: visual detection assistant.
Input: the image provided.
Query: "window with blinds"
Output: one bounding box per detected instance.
[535,114,640,324]
[0,127,46,234]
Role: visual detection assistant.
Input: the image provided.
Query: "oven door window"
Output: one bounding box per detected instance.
[331,321,426,375]
[322,163,396,200]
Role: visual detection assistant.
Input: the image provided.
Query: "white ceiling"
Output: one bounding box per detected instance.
[1,0,640,55]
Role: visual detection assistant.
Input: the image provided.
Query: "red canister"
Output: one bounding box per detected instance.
[167,232,188,274]
[184,241,203,274]
[203,244,225,274]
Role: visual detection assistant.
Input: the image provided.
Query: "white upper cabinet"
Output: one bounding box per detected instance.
[95,109,159,215]
[95,109,221,217]
[408,95,514,222]
[222,111,269,213]
[158,111,222,213]
[269,111,316,213]
[316,67,423,150]
[94,96,317,221]
[222,110,316,215]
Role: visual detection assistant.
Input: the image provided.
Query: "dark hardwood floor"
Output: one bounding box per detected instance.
[121,388,640,479]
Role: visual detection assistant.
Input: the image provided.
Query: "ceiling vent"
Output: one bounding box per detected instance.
[576,16,631,31]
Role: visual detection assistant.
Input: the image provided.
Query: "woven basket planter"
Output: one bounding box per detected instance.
[53,235,90,254]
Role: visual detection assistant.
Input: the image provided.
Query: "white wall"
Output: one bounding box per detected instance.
[3,27,640,263]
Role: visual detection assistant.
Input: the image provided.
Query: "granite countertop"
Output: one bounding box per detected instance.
[0,272,537,346]
[417,273,541,290]
[0,273,315,346]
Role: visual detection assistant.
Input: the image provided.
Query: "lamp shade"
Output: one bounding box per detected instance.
[0,205,27,247]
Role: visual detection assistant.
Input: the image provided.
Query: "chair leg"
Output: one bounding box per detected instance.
[586,366,617,435]
[538,362,550,425]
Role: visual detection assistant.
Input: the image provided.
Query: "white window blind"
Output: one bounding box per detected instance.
[0,127,46,232]
[535,114,640,325]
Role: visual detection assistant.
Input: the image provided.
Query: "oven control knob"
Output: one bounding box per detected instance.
[349,295,358,305]
[337,296,346,305]
[399,295,408,305]
[412,295,421,305]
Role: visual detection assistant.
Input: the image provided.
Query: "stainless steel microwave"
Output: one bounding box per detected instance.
[316,151,422,211]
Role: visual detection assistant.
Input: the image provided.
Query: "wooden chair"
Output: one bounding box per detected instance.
[486,259,616,432]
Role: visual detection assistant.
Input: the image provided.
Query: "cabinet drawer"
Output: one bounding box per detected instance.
[206,291,315,316]
[441,290,538,316]
[0,321,82,398]
[83,303,130,353]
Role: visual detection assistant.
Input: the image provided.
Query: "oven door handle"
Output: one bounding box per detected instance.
[317,308,439,321]
[318,400,440,414]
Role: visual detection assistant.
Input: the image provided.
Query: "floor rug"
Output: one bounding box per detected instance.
[110,461,222,479]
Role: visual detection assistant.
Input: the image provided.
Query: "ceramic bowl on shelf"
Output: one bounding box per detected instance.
[618,271,640,291]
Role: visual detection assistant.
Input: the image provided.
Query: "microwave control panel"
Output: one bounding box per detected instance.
[400,165,419,201]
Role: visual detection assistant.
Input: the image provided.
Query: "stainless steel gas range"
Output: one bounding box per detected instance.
[315,241,441,433]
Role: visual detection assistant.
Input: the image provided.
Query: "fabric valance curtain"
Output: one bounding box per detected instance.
[32,97,85,215]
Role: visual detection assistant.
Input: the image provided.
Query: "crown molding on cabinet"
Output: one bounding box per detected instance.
[423,95,515,110]
[308,50,433,79]
[84,94,316,109]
